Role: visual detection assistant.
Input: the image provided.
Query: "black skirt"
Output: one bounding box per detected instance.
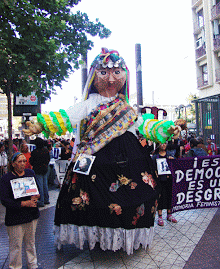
[54,131,159,230]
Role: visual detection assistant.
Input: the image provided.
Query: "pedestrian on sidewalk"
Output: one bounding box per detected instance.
[20,143,32,169]
[0,142,8,178]
[152,142,178,226]
[0,152,40,269]
[206,137,218,156]
[30,137,50,207]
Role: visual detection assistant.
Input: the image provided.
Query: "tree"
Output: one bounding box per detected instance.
[0,0,111,157]
[186,93,198,124]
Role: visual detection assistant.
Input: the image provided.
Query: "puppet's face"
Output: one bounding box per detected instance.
[94,67,126,97]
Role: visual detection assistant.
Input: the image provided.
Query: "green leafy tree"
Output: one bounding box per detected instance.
[0,0,111,156]
[186,93,198,123]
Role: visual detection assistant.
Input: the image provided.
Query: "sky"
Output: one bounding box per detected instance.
[42,0,198,112]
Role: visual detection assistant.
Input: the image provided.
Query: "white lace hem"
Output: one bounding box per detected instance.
[54,224,154,255]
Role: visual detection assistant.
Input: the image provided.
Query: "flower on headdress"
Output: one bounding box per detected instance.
[93,48,126,69]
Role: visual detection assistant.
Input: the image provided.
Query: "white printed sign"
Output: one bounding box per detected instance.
[10,177,39,199]
[54,160,70,185]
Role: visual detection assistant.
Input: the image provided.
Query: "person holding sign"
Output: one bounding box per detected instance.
[22,48,181,255]
[0,152,40,269]
[152,143,178,226]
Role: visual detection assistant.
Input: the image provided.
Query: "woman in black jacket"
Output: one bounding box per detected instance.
[0,152,40,269]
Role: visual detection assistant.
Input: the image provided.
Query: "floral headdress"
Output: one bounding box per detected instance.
[82,48,130,103]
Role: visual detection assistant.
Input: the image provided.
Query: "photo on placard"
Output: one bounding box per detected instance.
[73,154,96,175]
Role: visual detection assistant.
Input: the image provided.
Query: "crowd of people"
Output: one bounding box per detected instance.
[0,137,75,178]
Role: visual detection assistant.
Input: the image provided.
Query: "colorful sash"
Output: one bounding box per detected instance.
[74,94,137,160]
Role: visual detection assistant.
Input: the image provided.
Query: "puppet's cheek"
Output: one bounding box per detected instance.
[93,76,108,93]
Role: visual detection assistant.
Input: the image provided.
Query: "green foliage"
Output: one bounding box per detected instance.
[0,0,111,101]
[186,93,198,123]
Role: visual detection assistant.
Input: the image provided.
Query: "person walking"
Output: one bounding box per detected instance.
[0,142,8,177]
[152,142,177,226]
[29,137,50,207]
[20,143,32,169]
[60,140,72,161]
[0,152,40,269]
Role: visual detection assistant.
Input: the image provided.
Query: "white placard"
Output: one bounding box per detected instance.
[10,177,39,199]
[54,160,70,185]
[73,154,96,175]
[156,158,171,175]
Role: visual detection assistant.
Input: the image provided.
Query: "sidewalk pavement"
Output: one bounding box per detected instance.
[1,186,220,269]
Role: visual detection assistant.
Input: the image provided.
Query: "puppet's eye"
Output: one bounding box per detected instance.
[115,70,120,75]
[101,71,107,75]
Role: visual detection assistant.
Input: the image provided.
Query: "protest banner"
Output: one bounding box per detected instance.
[168,156,220,213]
[54,160,70,186]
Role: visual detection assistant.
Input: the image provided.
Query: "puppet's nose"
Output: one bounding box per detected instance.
[109,72,115,83]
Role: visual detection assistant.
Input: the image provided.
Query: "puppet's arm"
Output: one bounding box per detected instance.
[23,110,73,138]
[138,114,181,143]
[23,99,89,137]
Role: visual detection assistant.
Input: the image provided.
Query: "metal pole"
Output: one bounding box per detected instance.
[195,101,199,137]
[81,53,88,94]
[218,96,220,148]
[135,44,143,114]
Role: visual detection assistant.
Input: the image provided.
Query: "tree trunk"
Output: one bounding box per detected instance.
[6,84,13,160]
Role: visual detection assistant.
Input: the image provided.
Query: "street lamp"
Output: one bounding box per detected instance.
[175,104,184,119]
[175,104,192,120]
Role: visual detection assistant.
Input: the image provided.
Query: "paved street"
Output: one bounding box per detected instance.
[1,186,220,269]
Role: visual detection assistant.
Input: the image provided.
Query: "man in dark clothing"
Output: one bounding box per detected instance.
[30,137,50,207]
[186,138,208,157]
[197,137,208,154]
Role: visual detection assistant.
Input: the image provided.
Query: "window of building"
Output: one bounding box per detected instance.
[213,20,220,36]
[213,0,220,6]
[196,37,203,48]
[198,9,204,28]
[202,64,208,83]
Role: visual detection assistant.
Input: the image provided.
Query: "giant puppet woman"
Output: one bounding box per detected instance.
[23,48,181,255]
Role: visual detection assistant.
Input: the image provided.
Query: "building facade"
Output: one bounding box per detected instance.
[192,0,220,146]
[0,94,22,139]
